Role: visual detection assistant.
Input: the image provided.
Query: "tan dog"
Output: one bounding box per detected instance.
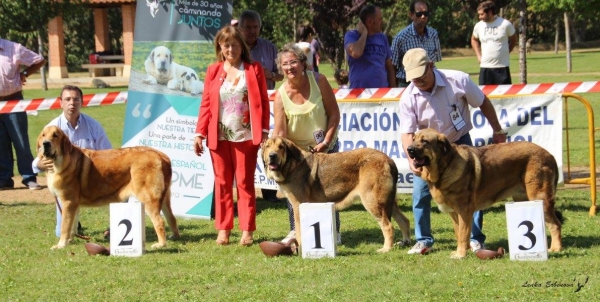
[37,126,180,249]
[407,129,562,258]
[262,137,411,253]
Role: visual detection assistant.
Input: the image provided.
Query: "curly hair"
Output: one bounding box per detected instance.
[275,43,308,74]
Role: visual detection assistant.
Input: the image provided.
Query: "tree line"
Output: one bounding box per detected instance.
[2,0,599,73]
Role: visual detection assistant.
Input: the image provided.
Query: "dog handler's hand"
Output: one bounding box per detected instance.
[38,158,54,173]
[194,136,204,156]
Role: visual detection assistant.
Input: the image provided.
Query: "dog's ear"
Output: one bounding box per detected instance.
[181,71,187,78]
[60,130,73,155]
[149,50,154,61]
[191,73,197,80]
[439,133,451,154]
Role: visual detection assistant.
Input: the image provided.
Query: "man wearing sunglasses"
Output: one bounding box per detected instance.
[391,0,441,87]
[398,48,507,256]
[344,4,396,88]
[471,0,517,85]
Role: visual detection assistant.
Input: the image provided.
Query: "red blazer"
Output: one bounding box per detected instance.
[195,61,270,150]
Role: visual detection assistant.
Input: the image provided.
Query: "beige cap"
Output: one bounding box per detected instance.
[403,48,430,81]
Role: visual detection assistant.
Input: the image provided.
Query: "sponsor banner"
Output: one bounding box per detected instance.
[122,0,233,219]
[255,94,563,193]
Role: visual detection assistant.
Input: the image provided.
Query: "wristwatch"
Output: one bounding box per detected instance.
[22,70,29,77]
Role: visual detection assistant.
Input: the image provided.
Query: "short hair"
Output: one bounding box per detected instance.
[477,1,496,14]
[334,69,349,85]
[60,85,83,100]
[276,43,308,75]
[214,26,252,64]
[359,4,378,24]
[409,0,430,13]
[239,9,261,29]
[296,25,315,42]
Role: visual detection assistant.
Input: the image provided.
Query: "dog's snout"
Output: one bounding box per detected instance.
[268,152,277,160]
[407,145,416,158]
[43,140,51,148]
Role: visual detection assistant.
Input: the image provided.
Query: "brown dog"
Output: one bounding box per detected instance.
[37,126,180,249]
[262,136,411,253]
[407,129,562,258]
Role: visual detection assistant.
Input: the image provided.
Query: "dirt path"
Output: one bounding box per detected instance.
[0,176,54,204]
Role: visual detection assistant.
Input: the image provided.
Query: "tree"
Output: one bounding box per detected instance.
[0,0,82,90]
[518,0,527,84]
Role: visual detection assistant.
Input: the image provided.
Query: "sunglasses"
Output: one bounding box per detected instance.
[415,11,430,18]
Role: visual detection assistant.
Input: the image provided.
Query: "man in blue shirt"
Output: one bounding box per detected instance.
[33,85,112,237]
[344,4,396,88]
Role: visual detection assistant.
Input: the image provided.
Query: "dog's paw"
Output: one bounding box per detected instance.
[150,242,167,249]
[377,246,392,253]
[395,239,411,248]
[450,251,467,259]
[51,244,66,250]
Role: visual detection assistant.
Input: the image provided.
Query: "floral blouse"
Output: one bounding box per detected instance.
[218,63,252,142]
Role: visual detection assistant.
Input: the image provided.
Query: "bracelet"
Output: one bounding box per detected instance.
[323,141,329,147]
[493,130,507,135]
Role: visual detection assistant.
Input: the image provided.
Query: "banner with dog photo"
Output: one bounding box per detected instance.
[255,93,563,193]
[122,0,233,219]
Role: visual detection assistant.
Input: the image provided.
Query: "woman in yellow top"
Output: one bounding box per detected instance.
[272,43,342,244]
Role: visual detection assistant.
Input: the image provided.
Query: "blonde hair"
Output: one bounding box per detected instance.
[213,25,252,63]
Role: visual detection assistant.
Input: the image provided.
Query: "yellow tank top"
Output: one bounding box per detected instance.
[278,71,337,152]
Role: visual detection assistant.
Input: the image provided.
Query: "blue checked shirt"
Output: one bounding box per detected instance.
[390,23,442,81]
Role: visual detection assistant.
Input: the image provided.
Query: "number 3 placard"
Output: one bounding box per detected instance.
[505,201,548,261]
[110,202,146,257]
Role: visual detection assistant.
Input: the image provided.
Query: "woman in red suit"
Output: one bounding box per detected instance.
[194,26,270,246]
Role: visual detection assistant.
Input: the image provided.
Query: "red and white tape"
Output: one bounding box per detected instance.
[2,82,599,113]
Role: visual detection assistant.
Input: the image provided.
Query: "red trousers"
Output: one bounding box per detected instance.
[209,139,258,231]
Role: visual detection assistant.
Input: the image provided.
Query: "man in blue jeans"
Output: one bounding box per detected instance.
[0,38,45,190]
[399,48,507,255]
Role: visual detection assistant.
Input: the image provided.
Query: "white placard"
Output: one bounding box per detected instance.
[110,202,146,257]
[505,201,548,261]
[299,203,336,259]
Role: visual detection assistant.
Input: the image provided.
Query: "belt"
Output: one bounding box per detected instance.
[0,91,23,101]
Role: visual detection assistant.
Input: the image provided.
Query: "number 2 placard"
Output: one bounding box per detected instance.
[505,201,548,261]
[110,202,145,257]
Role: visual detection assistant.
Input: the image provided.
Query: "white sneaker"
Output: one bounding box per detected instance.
[281,231,296,244]
[336,232,342,245]
[470,240,485,252]
[407,242,432,255]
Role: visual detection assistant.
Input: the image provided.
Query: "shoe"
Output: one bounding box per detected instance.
[281,231,296,244]
[0,181,14,190]
[407,242,432,255]
[26,181,42,190]
[240,231,254,246]
[470,240,485,252]
[336,232,342,245]
[216,230,231,246]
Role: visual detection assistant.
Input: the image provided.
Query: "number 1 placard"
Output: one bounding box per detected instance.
[505,201,548,261]
[299,203,336,259]
[110,202,145,257]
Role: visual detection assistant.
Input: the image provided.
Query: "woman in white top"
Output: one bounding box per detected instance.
[295,25,316,71]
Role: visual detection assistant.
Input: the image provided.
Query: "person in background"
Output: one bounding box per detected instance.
[238,9,283,203]
[399,48,507,255]
[334,69,349,89]
[33,85,112,238]
[272,43,342,245]
[311,35,322,73]
[295,25,316,71]
[390,0,441,87]
[471,0,517,85]
[344,4,395,88]
[194,26,270,246]
[0,37,45,191]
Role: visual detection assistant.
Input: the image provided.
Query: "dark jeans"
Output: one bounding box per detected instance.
[0,91,37,187]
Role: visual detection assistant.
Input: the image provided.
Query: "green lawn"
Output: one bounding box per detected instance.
[2,49,600,300]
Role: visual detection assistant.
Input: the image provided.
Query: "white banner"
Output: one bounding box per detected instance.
[255,94,564,193]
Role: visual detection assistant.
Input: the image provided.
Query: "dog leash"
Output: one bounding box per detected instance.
[54,197,91,241]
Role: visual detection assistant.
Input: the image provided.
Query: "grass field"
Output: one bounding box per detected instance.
[2,49,600,300]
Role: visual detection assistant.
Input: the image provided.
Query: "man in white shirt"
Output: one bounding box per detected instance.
[470,0,517,85]
[33,85,112,237]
